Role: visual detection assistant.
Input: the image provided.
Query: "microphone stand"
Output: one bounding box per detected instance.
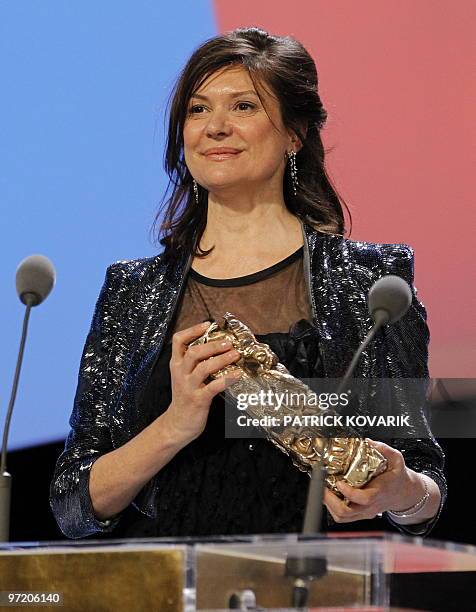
[285,463,327,608]
[336,309,389,396]
[284,309,390,608]
[0,293,35,542]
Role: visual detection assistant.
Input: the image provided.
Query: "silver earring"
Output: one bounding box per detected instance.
[288,150,298,196]
[193,179,199,204]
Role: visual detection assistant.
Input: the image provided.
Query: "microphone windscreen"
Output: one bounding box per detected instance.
[368,274,412,324]
[16,255,56,306]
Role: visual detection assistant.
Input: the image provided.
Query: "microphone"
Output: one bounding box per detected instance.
[286,275,412,608]
[0,255,56,542]
[368,274,412,325]
[16,254,56,306]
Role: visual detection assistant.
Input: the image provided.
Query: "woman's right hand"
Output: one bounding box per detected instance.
[163,321,242,446]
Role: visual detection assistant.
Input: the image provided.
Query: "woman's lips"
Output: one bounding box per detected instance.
[204,151,242,160]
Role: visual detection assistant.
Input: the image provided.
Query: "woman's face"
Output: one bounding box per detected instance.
[183,65,296,195]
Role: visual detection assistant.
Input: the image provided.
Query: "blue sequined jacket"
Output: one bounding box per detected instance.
[50,221,447,539]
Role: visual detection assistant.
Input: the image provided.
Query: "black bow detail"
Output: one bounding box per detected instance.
[256,319,322,379]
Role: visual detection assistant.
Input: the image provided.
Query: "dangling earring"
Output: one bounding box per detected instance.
[193,179,199,204]
[288,150,298,196]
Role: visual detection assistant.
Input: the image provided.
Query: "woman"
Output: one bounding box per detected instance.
[50,28,446,539]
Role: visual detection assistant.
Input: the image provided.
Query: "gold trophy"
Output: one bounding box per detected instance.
[188,313,387,497]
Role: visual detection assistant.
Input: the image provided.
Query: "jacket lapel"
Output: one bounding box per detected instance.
[302,222,374,378]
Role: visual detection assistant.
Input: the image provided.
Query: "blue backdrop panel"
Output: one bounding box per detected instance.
[0,1,217,449]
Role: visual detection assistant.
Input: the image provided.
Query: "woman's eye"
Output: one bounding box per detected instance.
[188,105,206,114]
[187,101,256,115]
[236,102,255,111]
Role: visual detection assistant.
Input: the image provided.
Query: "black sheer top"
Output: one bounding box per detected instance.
[111,247,329,537]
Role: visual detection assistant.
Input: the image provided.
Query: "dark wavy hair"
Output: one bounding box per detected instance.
[153,27,351,257]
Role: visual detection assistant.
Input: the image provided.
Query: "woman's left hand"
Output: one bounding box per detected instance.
[323,439,426,523]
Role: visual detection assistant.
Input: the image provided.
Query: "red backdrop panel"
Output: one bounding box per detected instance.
[214,0,475,376]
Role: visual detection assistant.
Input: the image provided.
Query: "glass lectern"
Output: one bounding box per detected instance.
[1,532,475,610]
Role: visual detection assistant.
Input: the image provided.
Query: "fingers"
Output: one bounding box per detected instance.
[324,489,357,523]
[171,321,211,359]
[169,322,242,397]
[326,441,409,524]
[366,439,405,472]
[190,348,241,385]
[174,321,243,379]
[166,322,243,444]
[171,323,230,367]
[324,487,380,523]
[184,339,238,374]
[335,480,378,506]
[201,371,243,400]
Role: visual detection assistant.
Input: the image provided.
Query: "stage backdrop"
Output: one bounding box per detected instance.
[1,0,474,449]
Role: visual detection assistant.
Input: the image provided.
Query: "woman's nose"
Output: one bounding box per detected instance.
[205,110,232,137]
